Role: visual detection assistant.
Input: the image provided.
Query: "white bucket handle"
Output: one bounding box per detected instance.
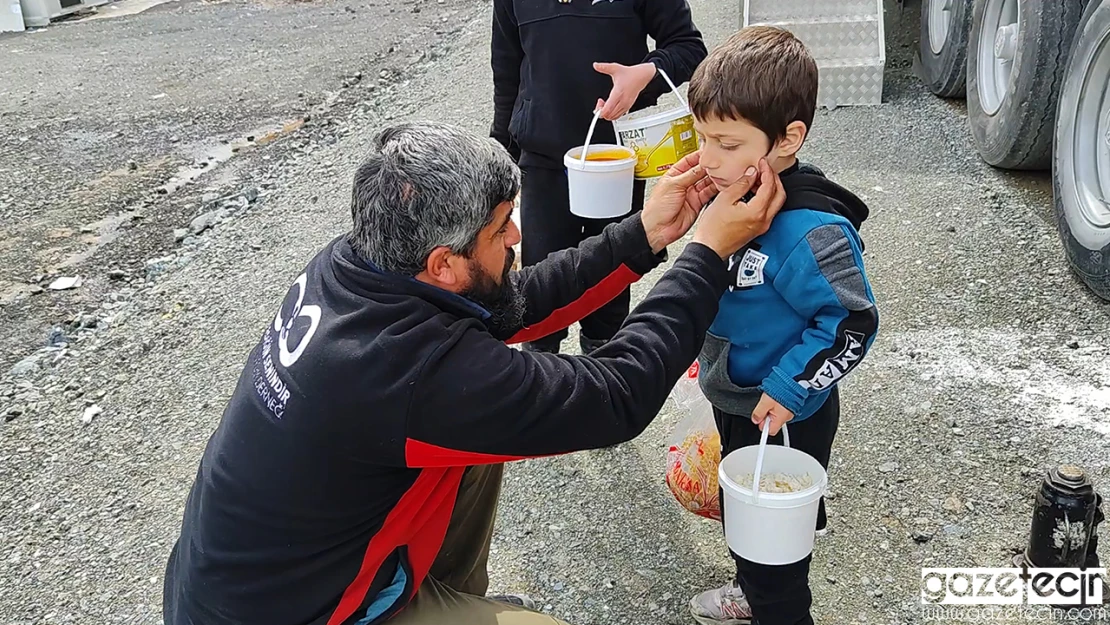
[578,109,603,167]
[578,66,690,167]
[655,67,691,115]
[751,420,791,505]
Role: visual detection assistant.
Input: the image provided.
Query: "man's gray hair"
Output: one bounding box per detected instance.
[349,121,521,276]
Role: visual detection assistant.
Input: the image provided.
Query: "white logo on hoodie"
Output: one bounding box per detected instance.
[799,330,866,391]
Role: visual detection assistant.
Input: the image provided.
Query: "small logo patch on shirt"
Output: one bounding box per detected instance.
[732,248,769,290]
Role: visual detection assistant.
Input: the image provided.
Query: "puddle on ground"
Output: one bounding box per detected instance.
[14,93,334,301]
[45,227,76,240]
[30,116,312,279]
[157,117,306,196]
[0,280,42,306]
[53,209,143,270]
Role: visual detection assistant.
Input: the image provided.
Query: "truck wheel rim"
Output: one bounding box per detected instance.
[1068,23,1110,230]
[977,0,1020,116]
[928,0,954,55]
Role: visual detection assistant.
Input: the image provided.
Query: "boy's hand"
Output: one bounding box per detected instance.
[593,62,657,121]
[752,393,794,437]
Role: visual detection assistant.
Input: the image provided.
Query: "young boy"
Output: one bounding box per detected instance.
[489,0,706,355]
[685,27,879,625]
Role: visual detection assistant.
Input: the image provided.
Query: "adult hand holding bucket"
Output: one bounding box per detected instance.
[592,61,659,121]
[611,67,699,180]
[718,418,827,566]
[564,65,701,219]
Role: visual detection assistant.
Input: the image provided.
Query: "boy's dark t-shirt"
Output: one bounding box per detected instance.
[490,0,706,168]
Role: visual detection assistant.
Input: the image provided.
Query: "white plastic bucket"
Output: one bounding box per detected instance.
[613,68,698,180]
[718,424,828,565]
[563,144,636,219]
[613,70,697,180]
[614,108,698,180]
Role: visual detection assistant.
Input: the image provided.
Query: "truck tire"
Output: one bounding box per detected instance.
[1054,0,1110,301]
[966,0,1090,170]
[919,0,974,97]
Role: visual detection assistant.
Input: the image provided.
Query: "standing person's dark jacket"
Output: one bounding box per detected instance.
[162,215,730,625]
[490,0,707,168]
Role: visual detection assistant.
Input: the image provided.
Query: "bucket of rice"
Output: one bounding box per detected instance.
[718,425,827,566]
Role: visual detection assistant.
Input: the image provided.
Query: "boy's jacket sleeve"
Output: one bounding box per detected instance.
[760,224,879,414]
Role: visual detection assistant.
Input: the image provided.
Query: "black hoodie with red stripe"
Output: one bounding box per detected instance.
[162,214,730,625]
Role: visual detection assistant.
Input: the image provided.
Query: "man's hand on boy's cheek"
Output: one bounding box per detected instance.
[752,393,794,436]
[593,62,657,121]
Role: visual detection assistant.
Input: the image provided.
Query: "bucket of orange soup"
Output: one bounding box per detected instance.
[563,144,637,219]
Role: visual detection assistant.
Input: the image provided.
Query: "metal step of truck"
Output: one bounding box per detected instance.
[743,0,886,108]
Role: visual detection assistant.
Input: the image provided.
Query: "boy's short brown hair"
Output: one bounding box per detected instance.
[688,26,819,144]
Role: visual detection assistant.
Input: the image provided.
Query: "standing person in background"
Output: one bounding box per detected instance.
[490,0,707,354]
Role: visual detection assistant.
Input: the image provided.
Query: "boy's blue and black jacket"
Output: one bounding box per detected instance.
[698,163,879,422]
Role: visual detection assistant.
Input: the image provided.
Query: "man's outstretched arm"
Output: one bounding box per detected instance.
[506,215,663,345]
[505,152,719,344]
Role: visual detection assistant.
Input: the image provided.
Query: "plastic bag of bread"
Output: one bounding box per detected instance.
[665,362,722,521]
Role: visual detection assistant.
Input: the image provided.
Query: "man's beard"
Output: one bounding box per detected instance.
[461,247,525,341]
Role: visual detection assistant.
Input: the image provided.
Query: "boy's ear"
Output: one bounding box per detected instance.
[776,121,808,158]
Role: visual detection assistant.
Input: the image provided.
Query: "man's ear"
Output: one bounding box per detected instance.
[423,246,462,287]
[776,121,808,158]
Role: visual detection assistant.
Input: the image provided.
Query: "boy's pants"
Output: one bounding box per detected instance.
[713,388,841,625]
[387,463,571,625]
[519,165,647,350]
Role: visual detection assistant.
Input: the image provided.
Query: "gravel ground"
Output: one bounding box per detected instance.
[2,1,1110,624]
[0,0,470,370]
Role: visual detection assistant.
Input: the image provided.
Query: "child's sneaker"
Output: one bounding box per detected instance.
[689,582,752,625]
